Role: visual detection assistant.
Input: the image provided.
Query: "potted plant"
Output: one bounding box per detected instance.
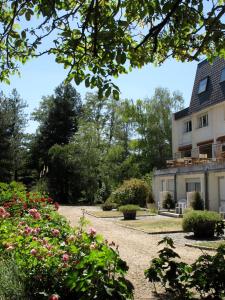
[119,205,140,220]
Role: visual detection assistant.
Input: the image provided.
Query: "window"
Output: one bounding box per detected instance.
[161,180,166,192]
[198,114,208,128]
[184,120,192,132]
[168,180,174,193]
[186,182,201,193]
[220,68,225,82]
[198,77,208,94]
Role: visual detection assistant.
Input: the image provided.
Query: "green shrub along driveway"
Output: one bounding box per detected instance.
[59,206,204,300]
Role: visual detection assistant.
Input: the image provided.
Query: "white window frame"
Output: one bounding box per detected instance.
[184,120,192,133]
[198,113,208,128]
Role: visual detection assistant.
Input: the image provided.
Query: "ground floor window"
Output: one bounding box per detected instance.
[186,181,201,193]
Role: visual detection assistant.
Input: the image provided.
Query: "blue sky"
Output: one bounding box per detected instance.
[0,54,199,133]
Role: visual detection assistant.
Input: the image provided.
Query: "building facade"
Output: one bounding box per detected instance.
[153,58,225,212]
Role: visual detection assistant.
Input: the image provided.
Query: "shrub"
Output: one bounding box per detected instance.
[101,203,114,211]
[191,192,204,210]
[119,205,140,212]
[145,237,225,299]
[119,205,140,220]
[0,189,133,300]
[0,181,27,205]
[162,193,175,210]
[0,256,27,300]
[110,178,150,207]
[182,210,222,238]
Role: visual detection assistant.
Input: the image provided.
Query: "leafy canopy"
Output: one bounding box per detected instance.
[1,0,225,95]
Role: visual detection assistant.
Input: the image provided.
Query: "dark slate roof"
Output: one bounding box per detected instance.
[189,57,225,114]
[174,107,189,120]
[174,57,225,120]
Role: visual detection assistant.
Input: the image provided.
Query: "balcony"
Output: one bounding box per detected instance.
[166,143,225,168]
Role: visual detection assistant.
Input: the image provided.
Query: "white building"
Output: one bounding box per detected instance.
[153,58,225,213]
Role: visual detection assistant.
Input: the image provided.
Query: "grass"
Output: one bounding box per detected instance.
[86,210,155,218]
[117,217,182,233]
[193,240,225,249]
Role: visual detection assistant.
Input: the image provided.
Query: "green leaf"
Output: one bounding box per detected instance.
[25,11,31,21]
[85,78,90,88]
[113,89,119,100]
[21,30,26,39]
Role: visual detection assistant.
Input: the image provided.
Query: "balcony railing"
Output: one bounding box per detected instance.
[166,143,225,168]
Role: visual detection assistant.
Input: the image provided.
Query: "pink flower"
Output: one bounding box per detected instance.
[88,227,97,236]
[33,227,41,235]
[24,226,32,235]
[34,212,41,219]
[0,206,9,218]
[28,208,38,215]
[51,229,60,237]
[54,202,59,210]
[62,253,70,262]
[49,294,60,300]
[30,248,37,256]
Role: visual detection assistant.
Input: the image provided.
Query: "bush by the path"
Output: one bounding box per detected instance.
[108,178,149,207]
[182,210,222,238]
[0,188,133,299]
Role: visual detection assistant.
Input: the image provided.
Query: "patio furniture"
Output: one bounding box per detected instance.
[176,199,187,214]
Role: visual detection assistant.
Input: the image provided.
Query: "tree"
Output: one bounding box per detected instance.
[32,82,82,169]
[0,90,27,182]
[133,87,184,172]
[0,1,225,95]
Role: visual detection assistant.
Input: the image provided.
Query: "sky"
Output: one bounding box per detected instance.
[0,54,199,133]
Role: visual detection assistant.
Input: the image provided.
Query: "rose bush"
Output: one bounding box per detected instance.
[0,185,133,300]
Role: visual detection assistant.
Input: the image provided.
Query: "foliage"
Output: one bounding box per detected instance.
[0,1,225,95]
[145,237,225,299]
[145,237,191,299]
[101,203,115,211]
[190,192,204,210]
[0,181,27,205]
[0,256,27,300]
[162,193,175,210]
[132,88,184,171]
[0,90,27,182]
[0,190,133,300]
[118,205,140,212]
[182,210,222,238]
[110,178,150,207]
[191,192,203,210]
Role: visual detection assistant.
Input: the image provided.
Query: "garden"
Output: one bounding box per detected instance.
[0,182,133,300]
[1,180,225,299]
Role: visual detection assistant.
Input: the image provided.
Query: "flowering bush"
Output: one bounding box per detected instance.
[0,186,133,299]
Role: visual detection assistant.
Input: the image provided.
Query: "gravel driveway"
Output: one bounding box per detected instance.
[59,206,203,300]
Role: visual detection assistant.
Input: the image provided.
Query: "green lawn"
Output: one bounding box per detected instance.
[86,210,155,218]
[193,240,225,249]
[117,217,182,233]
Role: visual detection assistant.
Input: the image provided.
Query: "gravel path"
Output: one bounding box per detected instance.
[59,206,203,300]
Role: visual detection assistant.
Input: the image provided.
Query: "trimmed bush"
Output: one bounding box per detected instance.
[182,210,222,238]
[191,192,204,210]
[109,178,150,207]
[162,193,175,210]
[119,205,140,220]
[101,203,114,211]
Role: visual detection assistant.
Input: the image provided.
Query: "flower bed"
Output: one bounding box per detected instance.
[0,184,133,299]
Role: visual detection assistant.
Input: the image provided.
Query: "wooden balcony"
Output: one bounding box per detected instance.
[166,143,225,168]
